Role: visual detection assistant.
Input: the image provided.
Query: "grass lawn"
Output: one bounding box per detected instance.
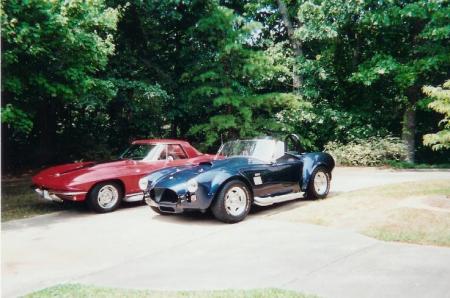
[25,284,317,298]
[1,176,84,222]
[269,179,450,247]
[386,160,450,169]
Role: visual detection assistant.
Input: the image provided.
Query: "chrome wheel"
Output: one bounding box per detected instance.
[97,185,119,209]
[314,171,328,195]
[224,186,247,217]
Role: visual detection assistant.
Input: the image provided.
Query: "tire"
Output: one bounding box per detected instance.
[306,166,331,200]
[87,182,122,213]
[211,180,252,223]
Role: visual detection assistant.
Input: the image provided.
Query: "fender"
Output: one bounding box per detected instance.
[146,166,186,186]
[208,170,253,202]
[301,152,335,190]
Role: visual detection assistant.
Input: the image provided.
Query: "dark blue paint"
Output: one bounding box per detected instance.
[143,150,335,214]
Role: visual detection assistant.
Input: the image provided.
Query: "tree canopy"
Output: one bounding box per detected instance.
[423,79,450,150]
[2,0,449,170]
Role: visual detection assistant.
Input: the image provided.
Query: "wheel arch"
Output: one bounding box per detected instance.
[301,153,334,191]
[211,175,254,205]
[87,179,126,200]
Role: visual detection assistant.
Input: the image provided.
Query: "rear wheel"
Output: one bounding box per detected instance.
[306,166,331,199]
[211,180,251,223]
[87,182,122,213]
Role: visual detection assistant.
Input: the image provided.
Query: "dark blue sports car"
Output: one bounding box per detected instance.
[139,135,335,223]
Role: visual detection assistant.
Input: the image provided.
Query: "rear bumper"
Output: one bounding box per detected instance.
[34,188,87,202]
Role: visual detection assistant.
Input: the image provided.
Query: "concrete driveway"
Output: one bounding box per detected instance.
[2,167,450,298]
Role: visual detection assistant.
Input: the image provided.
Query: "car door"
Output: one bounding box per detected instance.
[241,159,302,198]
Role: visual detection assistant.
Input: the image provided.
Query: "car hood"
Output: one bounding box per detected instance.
[148,157,262,191]
[32,159,161,190]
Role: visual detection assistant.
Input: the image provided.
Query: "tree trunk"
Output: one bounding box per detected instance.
[2,120,10,172]
[171,121,178,138]
[37,99,57,165]
[276,0,303,92]
[402,86,422,163]
[402,104,416,163]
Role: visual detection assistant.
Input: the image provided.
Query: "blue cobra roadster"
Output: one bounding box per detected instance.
[139,134,335,223]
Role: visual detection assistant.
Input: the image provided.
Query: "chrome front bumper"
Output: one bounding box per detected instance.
[35,188,87,202]
[124,192,145,202]
[145,196,159,207]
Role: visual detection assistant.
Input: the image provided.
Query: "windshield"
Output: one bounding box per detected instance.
[216,139,284,163]
[120,144,162,161]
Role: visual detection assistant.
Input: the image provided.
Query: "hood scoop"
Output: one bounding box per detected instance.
[56,163,95,176]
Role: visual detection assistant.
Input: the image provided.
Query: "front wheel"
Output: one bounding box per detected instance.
[306,166,331,200]
[211,180,252,223]
[87,182,122,213]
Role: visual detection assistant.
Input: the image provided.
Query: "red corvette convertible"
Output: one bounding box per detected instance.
[32,139,212,213]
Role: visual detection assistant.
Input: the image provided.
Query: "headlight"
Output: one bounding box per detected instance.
[187,178,198,193]
[139,177,149,191]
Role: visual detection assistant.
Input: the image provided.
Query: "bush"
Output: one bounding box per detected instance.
[325,136,407,166]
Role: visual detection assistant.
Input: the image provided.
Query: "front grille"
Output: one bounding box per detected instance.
[160,206,175,212]
[160,189,178,203]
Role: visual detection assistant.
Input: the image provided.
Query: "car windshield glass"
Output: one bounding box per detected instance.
[120,144,160,161]
[216,139,281,163]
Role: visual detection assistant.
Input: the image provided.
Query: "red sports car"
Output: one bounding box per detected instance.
[32,139,213,213]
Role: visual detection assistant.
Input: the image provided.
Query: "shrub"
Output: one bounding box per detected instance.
[325,136,407,166]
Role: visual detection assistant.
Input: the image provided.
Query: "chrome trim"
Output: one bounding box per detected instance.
[314,171,328,195]
[145,197,159,207]
[35,189,87,196]
[224,186,248,216]
[124,192,144,202]
[58,191,87,196]
[35,188,64,203]
[97,185,119,208]
[253,191,304,206]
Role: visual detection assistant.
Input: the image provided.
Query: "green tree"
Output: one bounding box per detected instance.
[106,0,216,141]
[423,80,450,150]
[291,0,450,161]
[184,5,301,148]
[343,0,450,162]
[2,0,121,164]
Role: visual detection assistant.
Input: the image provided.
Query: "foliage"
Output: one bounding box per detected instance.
[1,104,33,134]
[325,137,407,166]
[2,0,120,105]
[423,80,450,150]
[182,6,302,148]
[1,0,122,165]
[291,0,450,161]
[386,160,450,169]
[2,0,450,170]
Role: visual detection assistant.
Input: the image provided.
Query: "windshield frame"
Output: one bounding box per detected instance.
[120,143,165,161]
[215,139,285,163]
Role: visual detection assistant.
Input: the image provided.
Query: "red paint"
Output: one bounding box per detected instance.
[32,139,213,201]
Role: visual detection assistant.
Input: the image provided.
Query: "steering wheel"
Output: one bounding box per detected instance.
[284,134,303,154]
